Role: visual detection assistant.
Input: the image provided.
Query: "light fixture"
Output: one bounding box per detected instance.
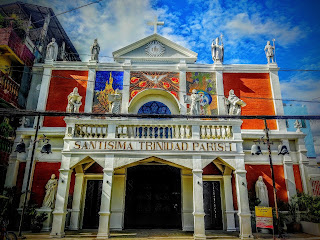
[251,143,262,155]
[15,139,26,153]
[40,138,52,154]
[278,143,289,155]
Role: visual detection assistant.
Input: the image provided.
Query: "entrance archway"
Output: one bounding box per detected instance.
[124,164,182,229]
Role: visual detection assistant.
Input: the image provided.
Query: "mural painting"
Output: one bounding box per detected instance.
[186,72,217,115]
[129,71,179,101]
[92,71,123,113]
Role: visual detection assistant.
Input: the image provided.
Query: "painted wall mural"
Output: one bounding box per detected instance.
[129,71,179,101]
[186,72,217,115]
[92,71,124,113]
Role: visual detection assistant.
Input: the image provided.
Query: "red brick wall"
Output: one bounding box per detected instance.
[43,70,88,127]
[223,73,277,130]
[30,162,75,206]
[245,164,288,206]
[293,164,303,193]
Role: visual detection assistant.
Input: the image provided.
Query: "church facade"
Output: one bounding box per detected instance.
[5,32,320,239]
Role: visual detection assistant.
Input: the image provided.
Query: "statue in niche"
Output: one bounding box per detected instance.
[46,38,59,61]
[42,174,58,209]
[264,40,275,64]
[90,38,100,62]
[66,87,82,113]
[224,89,246,115]
[109,89,122,114]
[211,35,224,63]
[255,176,269,207]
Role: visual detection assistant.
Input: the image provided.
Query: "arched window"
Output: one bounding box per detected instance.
[138,101,171,115]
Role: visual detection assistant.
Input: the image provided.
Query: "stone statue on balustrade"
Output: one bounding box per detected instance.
[264,40,275,64]
[46,38,59,61]
[224,89,246,115]
[184,89,202,115]
[66,87,82,113]
[109,89,122,114]
[42,174,58,209]
[211,35,224,63]
[294,119,302,132]
[255,176,269,207]
[90,38,100,62]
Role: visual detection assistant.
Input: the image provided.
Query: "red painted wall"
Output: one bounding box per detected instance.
[43,70,88,127]
[16,162,26,193]
[30,162,75,206]
[245,164,288,206]
[293,164,303,193]
[223,73,277,130]
[203,162,222,175]
[232,174,238,210]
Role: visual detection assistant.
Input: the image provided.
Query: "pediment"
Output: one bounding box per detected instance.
[112,34,197,63]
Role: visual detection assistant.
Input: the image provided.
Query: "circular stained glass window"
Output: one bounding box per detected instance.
[138,101,171,115]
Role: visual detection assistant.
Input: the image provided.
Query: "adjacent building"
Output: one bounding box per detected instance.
[5,29,320,239]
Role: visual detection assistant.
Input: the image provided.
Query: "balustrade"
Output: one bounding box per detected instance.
[200,125,232,139]
[74,124,108,138]
[0,71,20,106]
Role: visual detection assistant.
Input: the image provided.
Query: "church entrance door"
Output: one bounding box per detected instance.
[82,179,103,229]
[203,181,223,230]
[124,165,181,229]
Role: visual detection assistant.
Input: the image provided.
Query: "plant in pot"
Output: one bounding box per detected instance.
[287,195,301,233]
[30,212,47,233]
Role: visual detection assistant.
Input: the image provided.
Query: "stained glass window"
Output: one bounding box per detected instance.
[138,101,171,115]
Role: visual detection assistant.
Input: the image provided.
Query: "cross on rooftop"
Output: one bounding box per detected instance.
[148,16,164,34]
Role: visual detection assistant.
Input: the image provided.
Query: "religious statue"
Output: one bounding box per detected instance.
[264,40,275,64]
[211,35,224,63]
[42,174,58,209]
[255,176,269,207]
[66,87,82,113]
[90,38,100,62]
[108,89,122,114]
[45,38,59,61]
[224,89,246,115]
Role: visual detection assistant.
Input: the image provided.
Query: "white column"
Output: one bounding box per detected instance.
[215,69,226,115]
[121,65,131,113]
[4,159,20,187]
[179,61,187,114]
[297,137,309,194]
[269,66,286,132]
[69,173,84,230]
[281,139,297,201]
[50,169,72,238]
[182,170,193,231]
[192,155,206,240]
[110,170,126,230]
[234,165,253,239]
[36,64,52,127]
[84,66,96,113]
[223,175,236,231]
[97,154,114,239]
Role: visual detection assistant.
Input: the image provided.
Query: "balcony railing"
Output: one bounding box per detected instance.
[0,71,20,107]
[0,27,35,66]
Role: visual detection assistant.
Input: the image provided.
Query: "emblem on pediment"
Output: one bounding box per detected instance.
[145,40,165,57]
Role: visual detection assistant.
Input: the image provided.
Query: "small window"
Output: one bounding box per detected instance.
[285,120,289,128]
[301,119,306,128]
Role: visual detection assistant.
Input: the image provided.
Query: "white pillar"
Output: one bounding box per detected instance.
[223,175,236,231]
[192,155,206,240]
[36,64,52,127]
[4,159,20,187]
[215,69,226,115]
[281,139,297,201]
[121,64,131,113]
[296,137,309,194]
[179,61,187,115]
[69,173,84,230]
[97,154,114,239]
[182,170,193,231]
[110,170,126,230]
[50,169,72,238]
[84,66,96,113]
[234,167,253,239]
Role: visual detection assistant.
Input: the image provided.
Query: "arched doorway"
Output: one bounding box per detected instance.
[124,164,182,229]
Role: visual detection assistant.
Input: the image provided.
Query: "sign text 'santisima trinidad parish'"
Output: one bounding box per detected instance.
[73,140,235,152]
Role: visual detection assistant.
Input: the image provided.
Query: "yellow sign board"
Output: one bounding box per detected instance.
[255,206,273,217]
[255,206,273,229]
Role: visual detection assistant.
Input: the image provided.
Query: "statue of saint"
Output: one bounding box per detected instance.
[211,35,224,63]
[90,38,100,61]
[46,38,59,61]
[109,89,122,114]
[294,120,302,132]
[190,89,201,115]
[264,41,275,64]
[66,87,82,113]
[255,176,269,207]
[224,89,246,115]
[42,174,58,209]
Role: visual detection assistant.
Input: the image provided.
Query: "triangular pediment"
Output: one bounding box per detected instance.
[112,33,197,63]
